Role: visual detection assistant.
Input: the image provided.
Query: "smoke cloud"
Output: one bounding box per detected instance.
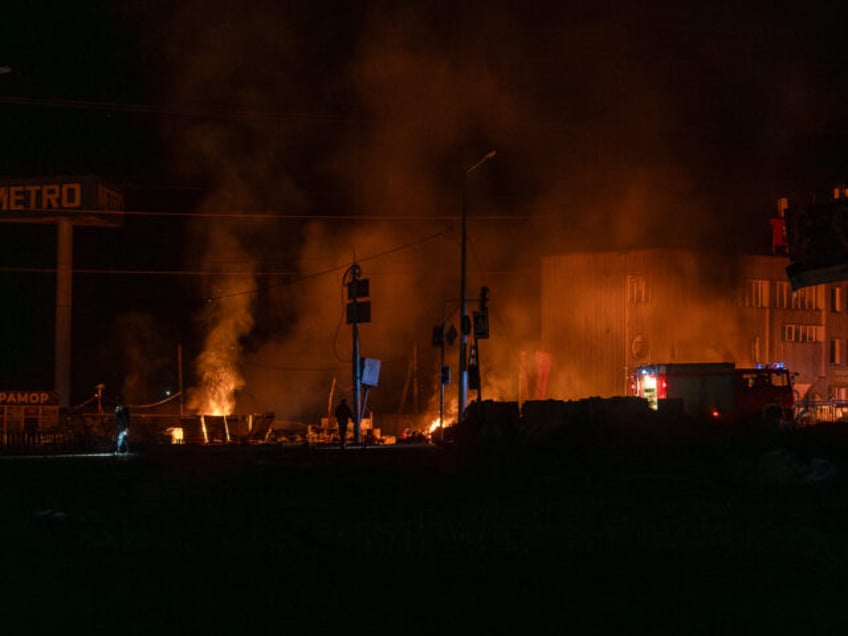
[123,0,848,420]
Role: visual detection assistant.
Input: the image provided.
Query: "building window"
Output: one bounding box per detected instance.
[791,287,818,310]
[775,281,791,309]
[799,325,822,343]
[784,324,823,343]
[627,275,648,304]
[834,387,848,402]
[832,286,843,313]
[743,279,769,308]
[831,338,843,365]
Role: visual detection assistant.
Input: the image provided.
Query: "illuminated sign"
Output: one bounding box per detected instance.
[0,175,123,226]
[0,391,58,406]
[0,183,82,209]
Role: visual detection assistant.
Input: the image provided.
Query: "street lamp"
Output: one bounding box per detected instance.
[459,149,496,419]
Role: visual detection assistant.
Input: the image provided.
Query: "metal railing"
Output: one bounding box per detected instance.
[794,400,848,426]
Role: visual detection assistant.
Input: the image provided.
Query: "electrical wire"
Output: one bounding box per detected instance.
[0,206,534,221]
[127,392,182,410]
[0,95,365,123]
[0,95,585,134]
[0,266,294,277]
[246,361,347,373]
[207,226,453,301]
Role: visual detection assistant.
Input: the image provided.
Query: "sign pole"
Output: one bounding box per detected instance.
[55,220,73,409]
[352,264,361,445]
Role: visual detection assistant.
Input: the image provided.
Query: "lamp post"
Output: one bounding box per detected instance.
[459,150,496,419]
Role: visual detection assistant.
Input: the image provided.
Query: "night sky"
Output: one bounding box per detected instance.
[2,1,848,415]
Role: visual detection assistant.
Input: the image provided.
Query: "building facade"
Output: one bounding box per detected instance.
[541,248,848,405]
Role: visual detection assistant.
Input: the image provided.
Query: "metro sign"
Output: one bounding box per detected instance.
[0,175,123,226]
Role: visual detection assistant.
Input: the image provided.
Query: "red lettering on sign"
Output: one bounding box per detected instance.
[9,186,24,210]
[42,184,60,208]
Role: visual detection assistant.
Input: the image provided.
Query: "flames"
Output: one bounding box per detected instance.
[190,261,255,416]
[192,313,250,415]
[196,358,242,416]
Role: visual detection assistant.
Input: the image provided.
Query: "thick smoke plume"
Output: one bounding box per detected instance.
[128,1,848,420]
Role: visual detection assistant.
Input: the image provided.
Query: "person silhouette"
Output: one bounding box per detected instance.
[115,402,130,454]
[334,399,353,449]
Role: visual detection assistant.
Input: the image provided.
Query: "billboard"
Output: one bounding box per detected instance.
[785,200,848,289]
[0,175,123,226]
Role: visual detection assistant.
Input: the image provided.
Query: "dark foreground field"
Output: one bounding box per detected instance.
[2,428,848,634]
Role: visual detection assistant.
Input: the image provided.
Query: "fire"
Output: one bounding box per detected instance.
[428,417,441,435]
[191,273,254,416]
[197,359,241,415]
[189,226,256,418]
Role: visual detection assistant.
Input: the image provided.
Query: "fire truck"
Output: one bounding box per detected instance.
[630,362,794,425]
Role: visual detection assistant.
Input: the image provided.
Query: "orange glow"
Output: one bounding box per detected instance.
[199,415,209,444]
[192,309,248,416]
[198,364,239,416]
[165,427,184,444]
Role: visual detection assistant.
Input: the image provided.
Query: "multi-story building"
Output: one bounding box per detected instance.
[540,248,848,406]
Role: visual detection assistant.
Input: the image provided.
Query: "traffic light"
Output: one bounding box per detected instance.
[345,276,371,324]
[473,311,489,339]
[432,325,444,346]
[480,286,489,310]
[468,344,480,390]
[347,278,370,300]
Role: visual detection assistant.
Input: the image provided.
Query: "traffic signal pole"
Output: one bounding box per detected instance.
[458,150,495,419]
[344,263,370,445]
[352,265,362,445]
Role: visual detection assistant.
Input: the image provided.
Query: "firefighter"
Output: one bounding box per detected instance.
[115,401,130,454]
[334,399,353,449]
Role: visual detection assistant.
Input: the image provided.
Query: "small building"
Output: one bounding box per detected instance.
[0,390,60,447]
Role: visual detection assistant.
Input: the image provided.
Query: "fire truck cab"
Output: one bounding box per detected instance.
[630,362,794,424]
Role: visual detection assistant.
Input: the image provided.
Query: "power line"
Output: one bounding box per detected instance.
[207,227,454,301]
[0,225,538,289]
[0,267,290,277]
[0,95,363,124]
[0,207,538,221]
[0,95,586,134]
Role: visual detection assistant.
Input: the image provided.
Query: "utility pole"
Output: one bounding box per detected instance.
[433,301,457,429]
[459,150,496,419]
[178,344,184,417]
[345,263,370,444]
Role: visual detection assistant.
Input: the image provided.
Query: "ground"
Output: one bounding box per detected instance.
[1,429,848,633]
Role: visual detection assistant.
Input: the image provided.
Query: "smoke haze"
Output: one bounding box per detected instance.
[115,0,848,418]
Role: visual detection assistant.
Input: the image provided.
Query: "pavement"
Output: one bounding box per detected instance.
[1,437,847,633]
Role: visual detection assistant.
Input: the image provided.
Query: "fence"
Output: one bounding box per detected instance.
[795,400,848,426]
